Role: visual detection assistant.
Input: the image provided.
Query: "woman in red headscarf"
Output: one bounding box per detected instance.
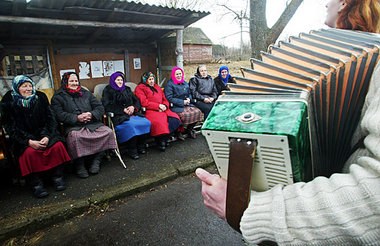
[164,67,202,139]
[51,72,116,178]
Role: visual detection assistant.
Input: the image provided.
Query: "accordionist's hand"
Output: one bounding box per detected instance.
[196,168,227,220]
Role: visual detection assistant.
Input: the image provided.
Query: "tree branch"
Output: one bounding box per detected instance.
[268,0,303,41]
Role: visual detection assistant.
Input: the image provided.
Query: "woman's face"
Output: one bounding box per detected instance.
[175,69,183,81]
[199,66,207,77]
[115,76,124,88]
[68,74,79,90]
[147,76,155,87]
[221,69,228,79]
[325,0,345,28]
[19,82,33,97]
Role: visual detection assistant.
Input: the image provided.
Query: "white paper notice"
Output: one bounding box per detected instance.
[133,58,141,70]
[114,60,125,74]
[91,61,103,78]
[103,61,115,76]
[78,62,90,79]
[60,69,75,78]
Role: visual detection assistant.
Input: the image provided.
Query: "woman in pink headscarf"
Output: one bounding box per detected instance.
[164,67,202,139]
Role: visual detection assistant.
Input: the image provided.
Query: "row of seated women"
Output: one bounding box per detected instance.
[0,65,235,199]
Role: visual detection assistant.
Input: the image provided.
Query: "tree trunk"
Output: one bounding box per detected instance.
[250,0,303,59]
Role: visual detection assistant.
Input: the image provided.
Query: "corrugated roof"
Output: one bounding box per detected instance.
[0,0,209,45]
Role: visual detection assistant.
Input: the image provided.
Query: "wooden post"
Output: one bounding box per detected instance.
[176,29,184,68]
[124,49,130,81]
[47,41,59,90]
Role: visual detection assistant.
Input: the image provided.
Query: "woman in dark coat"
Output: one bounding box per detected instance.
[135,72,183,151]
[164,67,202,139]
[213,65,236,96]
[51,72,116,178]
[1,75,71,198]
[189,65,218,120]
[102,72,151,159]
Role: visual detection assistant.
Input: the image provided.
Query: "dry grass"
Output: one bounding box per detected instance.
[182,60,251,82]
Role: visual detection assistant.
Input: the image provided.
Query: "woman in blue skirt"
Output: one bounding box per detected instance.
[102,72,151,159]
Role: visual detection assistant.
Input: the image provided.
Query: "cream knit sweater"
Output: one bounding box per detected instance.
[240,62,380,246]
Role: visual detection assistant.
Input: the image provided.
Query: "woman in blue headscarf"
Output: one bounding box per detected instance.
[213,66,236,96]
[1,75,71,198]
[102,72,151,159]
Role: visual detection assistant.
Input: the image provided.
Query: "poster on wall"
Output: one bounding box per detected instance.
[133,58,141,70]
[114,60,125,74]
[103,61,115,76]
[60,69,76,78]
[79,62,90,79]
[91,61,103,78]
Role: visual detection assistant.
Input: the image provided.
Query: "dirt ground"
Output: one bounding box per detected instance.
[182,60,251,82]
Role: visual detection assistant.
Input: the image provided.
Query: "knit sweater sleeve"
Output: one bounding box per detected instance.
[240,62,380,245]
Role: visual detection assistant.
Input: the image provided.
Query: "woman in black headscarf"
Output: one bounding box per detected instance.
[1,75,71,198]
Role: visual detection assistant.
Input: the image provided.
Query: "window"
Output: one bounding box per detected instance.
[3,55,46,76]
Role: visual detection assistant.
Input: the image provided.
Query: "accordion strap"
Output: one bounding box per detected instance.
[226,138,257,232]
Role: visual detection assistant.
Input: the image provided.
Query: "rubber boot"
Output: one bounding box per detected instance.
[89,151,104,174]
[75,157,89,178]
[52,165,66,191]
[28,173,49,198]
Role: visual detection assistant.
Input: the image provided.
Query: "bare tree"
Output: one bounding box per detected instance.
[219,1,250,56]
[250,0,303,58]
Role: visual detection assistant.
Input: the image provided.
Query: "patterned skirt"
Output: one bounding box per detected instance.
[177,106,202,127]
[19,141,71,176]
[66,126,116,159]
[115,115,151,143]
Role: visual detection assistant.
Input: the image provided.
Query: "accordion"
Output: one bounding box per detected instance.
[201,29,380,231]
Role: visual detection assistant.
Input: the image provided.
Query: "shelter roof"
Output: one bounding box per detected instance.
[0,0,209,45]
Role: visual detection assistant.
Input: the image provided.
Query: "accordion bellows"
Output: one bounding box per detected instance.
[202,29,380,189]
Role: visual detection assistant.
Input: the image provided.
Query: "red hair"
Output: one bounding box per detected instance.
[337,0,380,33]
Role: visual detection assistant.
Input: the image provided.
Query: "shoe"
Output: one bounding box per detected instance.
[158,141,166,152]
[189,130,197,139]
[89,160,100,174]
[52,177,66,191]
[138,148,147,154]
[89,153,103,175]
[33,184,49,198]
[177,132,185,141]
[76,159,89,178]
[129,153,140,160]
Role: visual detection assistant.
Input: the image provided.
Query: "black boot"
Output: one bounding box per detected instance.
[89,151,104,174]
[52,176,66,191]
[137,135,147,154]
[32,183,49,198]
[155,137,166,152]
[176,131,185,141]
[28,174,49,198]
[75,158,89,178]
[126,138,140,159]
[52,165,66,191]
[187,123,197,139]
[127,148,139,160]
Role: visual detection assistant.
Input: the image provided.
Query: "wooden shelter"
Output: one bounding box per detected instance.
[0,0,209,97]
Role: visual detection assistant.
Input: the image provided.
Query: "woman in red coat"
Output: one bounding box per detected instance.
[135,72,182,151]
